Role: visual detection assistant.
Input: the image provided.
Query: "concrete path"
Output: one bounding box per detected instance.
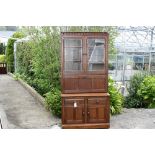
[0,75,60,129]
[110,108,155,129]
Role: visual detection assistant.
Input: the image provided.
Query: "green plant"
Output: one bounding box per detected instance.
[108,77,123,115]
[13,73,21,80]
[45,88,61,117]
[137,76,155,108]
[6,38,16,72]
[125,72,150,108]
[0,43,5,54]
[6,32,25,73]
[0,55,6,63]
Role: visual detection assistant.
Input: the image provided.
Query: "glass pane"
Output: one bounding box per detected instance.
[151,53,155,71]
[133,55,143,70]
[65,61,81,71]
[64,47,82,71]
[87,39,105,71]
[64,48,82,61]
[64,39,82,47]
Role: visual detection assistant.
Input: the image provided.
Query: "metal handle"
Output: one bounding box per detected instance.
[82,111,85,116]
[87,111,90,115]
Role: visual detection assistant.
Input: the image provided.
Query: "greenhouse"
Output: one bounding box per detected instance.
[109,26,155,82]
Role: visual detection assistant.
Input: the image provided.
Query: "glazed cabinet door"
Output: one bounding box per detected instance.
[63,98,85,124]
[87,97,109,123]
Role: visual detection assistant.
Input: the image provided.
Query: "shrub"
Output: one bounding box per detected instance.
[45,88,61,117]
[0,43,5,54]
[125,72,150,108]
[137,76,155,108]
[108,77,124,115]
[6,32,25,73]
[6,38,16,72]
[0,55,6,63]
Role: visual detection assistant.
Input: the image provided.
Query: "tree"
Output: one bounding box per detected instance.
[6,31,25,73]
[0,43,5,54]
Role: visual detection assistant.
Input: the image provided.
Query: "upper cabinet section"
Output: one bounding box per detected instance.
[61,32,108,74]
[61,32,109,93]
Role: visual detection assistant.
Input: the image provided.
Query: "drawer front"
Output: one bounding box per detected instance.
[63,98,85,124]
[62,75,107,93]
[87,97,109,123]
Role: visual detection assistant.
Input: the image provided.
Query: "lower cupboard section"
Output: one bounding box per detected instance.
[62,94,110,129]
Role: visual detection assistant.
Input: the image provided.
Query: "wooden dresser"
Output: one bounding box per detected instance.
[61,32,110,129]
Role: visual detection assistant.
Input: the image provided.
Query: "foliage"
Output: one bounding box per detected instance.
[16,41,33,76]
[108,77,123,115]
[45,88,61,117]
[13,72,21,80]
[17,27,61,95]
[125,72,150,108]
[12,31,25,39]
[15,26,118,117]
[6,38,16,72]
[0,54,6,63]
[0,43,5,54]
[137,76,155,108]
[6,31,25,73]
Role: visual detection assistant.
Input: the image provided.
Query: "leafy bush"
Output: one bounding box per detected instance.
[108,77,124,115]
[137,76,155,108]
[125,72,150,108]
[45,88,61,117]
[0,55,6,63]
[0,43,5,54]
[6,38,16,72]
[6,32,25,73]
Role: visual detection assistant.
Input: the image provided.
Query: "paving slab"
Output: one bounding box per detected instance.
[0,75,60,129]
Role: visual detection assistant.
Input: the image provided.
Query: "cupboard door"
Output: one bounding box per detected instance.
[87,97,109,123]
[63,98,85,124]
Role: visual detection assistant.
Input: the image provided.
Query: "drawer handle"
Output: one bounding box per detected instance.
[82,111,85,116]
[87,111,90,115]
